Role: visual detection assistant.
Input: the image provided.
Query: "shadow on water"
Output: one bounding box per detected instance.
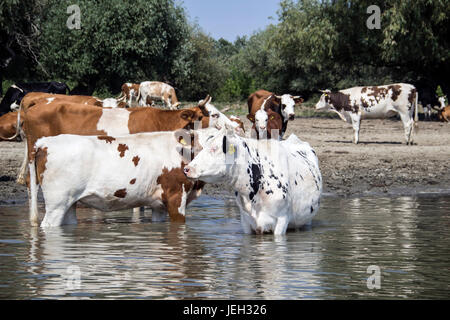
[0,195,449,299]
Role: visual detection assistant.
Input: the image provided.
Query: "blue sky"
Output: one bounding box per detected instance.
[181,0,281,42]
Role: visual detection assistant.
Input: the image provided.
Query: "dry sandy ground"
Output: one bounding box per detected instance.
[0,117,449,205]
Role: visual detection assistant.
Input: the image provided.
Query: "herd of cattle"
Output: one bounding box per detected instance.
[0,80,448,234]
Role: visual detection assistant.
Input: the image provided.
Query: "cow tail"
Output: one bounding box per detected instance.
[136,87,142,106]
[0,103,21,140]
[414,89,419,123]
[28,152,39,226]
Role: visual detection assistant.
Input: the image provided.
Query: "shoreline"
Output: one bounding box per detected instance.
[1,117,449,207]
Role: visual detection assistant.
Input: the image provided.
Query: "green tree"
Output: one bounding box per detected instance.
[39,0,191,93]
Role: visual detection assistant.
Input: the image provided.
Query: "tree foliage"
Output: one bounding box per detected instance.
[1,0,449,100]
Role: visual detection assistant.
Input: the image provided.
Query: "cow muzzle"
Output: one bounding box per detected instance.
[288,114,295,121]
[183,166,196,178]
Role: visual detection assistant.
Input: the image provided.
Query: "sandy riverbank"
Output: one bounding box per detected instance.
[1,117,449,205]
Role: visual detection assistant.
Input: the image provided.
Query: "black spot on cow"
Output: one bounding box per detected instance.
[310,206,314,213]
[266,190,273,195]
[248,163,261,201]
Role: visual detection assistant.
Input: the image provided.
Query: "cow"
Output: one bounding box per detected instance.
[0,111,23,141]
[138,81,180,109]
[183,129,322,235]
[247,97,283,139]
[438,106,450,122]
[247,89,303,138]
[0,82,69,115]
[315,83,419,145]
[102,98,127,108]
[20,92,103,111]
[118,83,141,107]
[30,131,204,227]
[19,97,212,225]
[201,96,245,135]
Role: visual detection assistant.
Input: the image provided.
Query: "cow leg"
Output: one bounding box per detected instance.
[62,202,78,225]
[274,215,289,236]
[41,207,70,227]
[351,115,361,144]
[28,159,40,226]
[240,211,253,234]
[400,113,414,145]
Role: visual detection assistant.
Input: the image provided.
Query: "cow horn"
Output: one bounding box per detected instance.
[274,95,282,99]
[319,89,330,93]
[199,95,211,107]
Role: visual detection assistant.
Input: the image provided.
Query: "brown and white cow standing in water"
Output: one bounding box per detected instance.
[315,83,419,145]
[30,131,204,227]
[118,83,141,107]
[138,81,180,109]
[247,89,303,138]
[17,97,212,225]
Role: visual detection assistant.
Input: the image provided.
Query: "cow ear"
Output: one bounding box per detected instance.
[180,110,195,121]
[293,96,304,104]
[246,114,254,122]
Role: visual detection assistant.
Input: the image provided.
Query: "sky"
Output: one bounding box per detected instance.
[181,0,281,42]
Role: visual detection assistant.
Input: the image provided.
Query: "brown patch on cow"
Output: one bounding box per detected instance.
[361,87,367,94]
[117,144,129,157]
[388,85,402,101]
[114,188,127,198]
[129,178,136,185]
[367,86,388,102]
[132,155,140,166]
[408,88,417,104]
[329,92,357,112]
[35,147,48,185]
[156,165,204,223]
[98,135,116,144]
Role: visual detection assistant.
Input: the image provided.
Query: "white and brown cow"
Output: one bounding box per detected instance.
[30,131,204,227]
[315,83,419,145]
[247,89,303,138]
[118,83,141,107]
[183,129,322,235]
[138,81,180,109]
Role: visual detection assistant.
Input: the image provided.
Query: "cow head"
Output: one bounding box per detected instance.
[315,90,333,110]
[183,129,236,183]
[274,94,303,121]
[200,97,244,134]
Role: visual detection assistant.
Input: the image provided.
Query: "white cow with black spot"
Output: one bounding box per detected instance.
[183,129,322,235]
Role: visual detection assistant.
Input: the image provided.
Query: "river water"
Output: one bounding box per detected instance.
[0,195,449,299]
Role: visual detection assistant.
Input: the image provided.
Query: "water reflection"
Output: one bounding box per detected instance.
[0,195,449,299]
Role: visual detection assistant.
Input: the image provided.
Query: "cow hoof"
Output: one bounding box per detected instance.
[16,177,25,185]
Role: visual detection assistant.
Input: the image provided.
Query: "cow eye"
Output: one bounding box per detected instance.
[281,104,286,109]
[212,114,219,118]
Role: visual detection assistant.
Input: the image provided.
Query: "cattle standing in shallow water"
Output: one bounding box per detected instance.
[315,83,419,145]
[183,129,322,235]
[30,131,204,227]
[247,89,303,138]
